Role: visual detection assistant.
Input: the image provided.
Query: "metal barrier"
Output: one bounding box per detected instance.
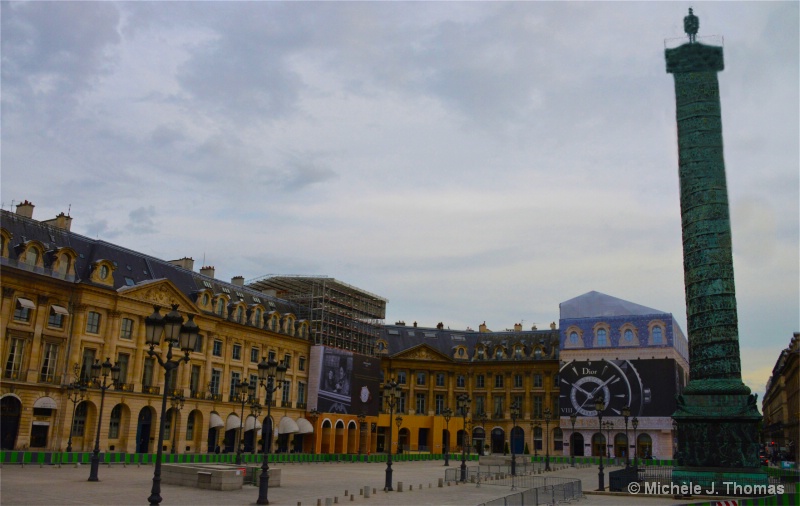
[477,477,583,506]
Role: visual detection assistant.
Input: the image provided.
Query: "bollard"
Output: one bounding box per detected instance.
[298,503,302,506]
[344,490,348,497]
[317,499,322,506]
[325,499,332,506]
[438,478,443,488]
[409,485,412,491]
[373,488,376,495]
[397,481,403,492]
[428,483,431,488]
[334,497,338,504]
[350,495,354,502]
[364,486,370,498]
[359,489,363,496]
[419,484,422,490]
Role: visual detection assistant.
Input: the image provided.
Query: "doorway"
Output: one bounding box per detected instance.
[1,397,21,450]
[136,407,152,453]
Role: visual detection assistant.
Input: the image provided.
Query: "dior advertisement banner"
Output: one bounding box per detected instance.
[308,345,381,416]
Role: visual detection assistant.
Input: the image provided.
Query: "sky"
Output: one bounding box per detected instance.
[1,1,798,401]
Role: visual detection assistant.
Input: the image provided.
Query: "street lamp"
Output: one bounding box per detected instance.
[169,392,185,454]
[569,412,578,467]
[530,421,539,458]
[622,406,631,468]
[65,381,87,453]
[256,357,287,505]
[250,401,262,455]
[88,358,120,482]
[144,304,199,506]
[595,396,605,491]
[603,420,614,459]
[382,379,401,492]
[442,408,453,466]
[457,393,471,482]
[395,416,403,455]
[479,412,488,456]
[308,408,320,455]
[510,402,520,476]
[632,417,639,468]
[543,407,552,471]
[232,378,253,465]
[357,412,366,455]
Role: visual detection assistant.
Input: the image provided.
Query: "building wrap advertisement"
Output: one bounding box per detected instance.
[559,358,682,418]
[308,345,381,416]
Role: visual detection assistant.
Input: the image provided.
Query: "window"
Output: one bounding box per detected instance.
[190,365,201,395]
[250,347,259,363]
[116,353,129,385]
[493,396,504,418]
[456,375,465,388]
[164,409,172,441]
[232,344,242,360]
[213,340,223,357]
[81,348,96,384]
[215,298,225,317]
[653,326,663,344]
[416,393,426,414]
[436,373,445,387]
[533,396,543,418]
[435,394,444,415]
[476,374,485,388]
[86,311,101,334]
[534,347,542,359]
[4,337,25,379]
[495,348,503,359]
[56,254,71,276]
[624,329,633,342]
[236,306,244,323]
[48,306,66,328]
[514,374,523,388]
[249,374,258,390]
[72,402,87,436]
[284,354,291,368]
[142,357,154,387]
[202,293,210,306]
[458,348,465,357]
[13,299,33,322]
[254,308,262,327]
[477,348,485,360]
[596,329,607,347]
[397,371,407,385]
[397,393,407,414]
[495,374,504,388]
[230,371,241,401]
[209,369,221,394]
[120,318,134,339]
[570,331,579,345]
[25,246,39,266]
[534,426,543,450]
[297,382,306,405]
[40,342,59,383]
[167,364,178,392]
[513,395,524,412]
[298,357,306,371]
[268,350,276,362]
[99,265,109,280]
[514,347,523,359]
[416,372,426,386]
[282,380,290,404]
[533,374,543,388]
[186,411,195,440]
[554,428,564,451]
[475,395,485,416]
[192,334,203,353]
[109,405,121,439]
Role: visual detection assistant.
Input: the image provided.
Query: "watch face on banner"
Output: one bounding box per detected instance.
[559,359,654,417]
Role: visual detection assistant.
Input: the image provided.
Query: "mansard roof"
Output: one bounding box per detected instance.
[559,291,666,319]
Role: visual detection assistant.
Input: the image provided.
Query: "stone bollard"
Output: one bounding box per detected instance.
[438,478,443,488]
[419,484,422,490]
[363,486,370,498]
[317,499,322,506]
[334,497,338,504]
[409,485,412,491]
[298,503,302,506]
[373,488,376,495]
[397,481,403,492]
[325,498,332,506]
[428,483,431,488]
[350,495,354,501]
[344,490,348,497]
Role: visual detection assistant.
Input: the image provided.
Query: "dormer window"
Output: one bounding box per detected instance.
[495,348,503,360]
[99,265,109,280]
[514,346,523,359]
[236,306,244,323]
[215,298,225,316]
[653,326,663,344]
[477,348,485,360]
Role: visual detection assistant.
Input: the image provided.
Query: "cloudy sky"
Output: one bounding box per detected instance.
[2,1,797,399]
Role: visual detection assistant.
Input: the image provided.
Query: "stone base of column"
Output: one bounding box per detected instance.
[671,467,769,496]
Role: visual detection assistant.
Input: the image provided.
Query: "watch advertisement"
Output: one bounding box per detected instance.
[559,358,683,418]
[308,345,381,416]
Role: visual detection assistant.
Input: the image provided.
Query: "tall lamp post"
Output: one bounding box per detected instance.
[543,407,552,471]
[169,392,185,454]
[510,402,520,475]
[632,417,639,468]
[530,421,539,458]
[569,412,578,467]
[622,406,631,468]
[145,304,199,506]
[479,412,488,456]
[442,408,453,466]
[87,358,120,482]
[308,408,320,454]
[603,420,614,459]
[232,378,253,465]
[595,396,605,491]
[256,357,286,505]
[395,415,403,454]
[250,401,262,455]
[357,412,366,455]
[65,381,87,453]
[383,379,401,491]
[457,393,471,482]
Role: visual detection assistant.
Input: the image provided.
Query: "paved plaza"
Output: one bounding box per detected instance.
[0,459,738,506]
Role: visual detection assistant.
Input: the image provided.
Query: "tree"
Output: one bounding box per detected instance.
[524,442,530,455]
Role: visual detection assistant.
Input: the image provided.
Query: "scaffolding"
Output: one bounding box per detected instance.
[246,275,387,356]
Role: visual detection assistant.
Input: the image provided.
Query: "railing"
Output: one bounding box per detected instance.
[206,392,223,401]
[190,390,205,400]
[478,478,583,506]
[636,466,786,497]
[115,383,135,392]
[142,385,160,395]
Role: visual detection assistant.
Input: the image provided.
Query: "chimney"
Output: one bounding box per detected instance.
[436,322,443,330]
[168,257,195,271]
[42,212,73,231]
[514,323,522,332]
[200,266,215,278]
[231,276,245,286]
[15,200,34,219]
[550,322,557,330]
[479,321,488,333]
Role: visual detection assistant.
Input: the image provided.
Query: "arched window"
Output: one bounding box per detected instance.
[109,405,121,439]
[514,346,523,359]
[553,428,563,451]
[254,309,262,327]
[201,293,210,306]
[570,331,579,345]
[25,246,39,266]
[56,254,71,276]
[495,348,503,360]
[624,329,633,342]
[597,329,607,347]
[72,402,87,437]
[476,347,485,360]
[653,327,663,344]
[534,347,542,359]
[186,411,195,440]
[236,306,244,323]
[216,299,225,316]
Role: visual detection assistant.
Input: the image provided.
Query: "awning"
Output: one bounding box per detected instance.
[209,413,224,429]
[16,298,35,309]
[51,305,69,315]
[296,417,314,434]
[276,416,300,435]
[33,396,57,410]
[226,415,242,431]
[244,416,262,431]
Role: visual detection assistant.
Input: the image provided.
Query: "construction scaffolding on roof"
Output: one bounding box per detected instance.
[246,275,387,356]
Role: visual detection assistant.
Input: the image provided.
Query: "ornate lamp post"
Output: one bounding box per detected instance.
[632,416,639,468]
[442,407,453,466]
[145,304,199,505]
[530,421,539,458]
[250,401,262,455]
[232,378,253,465]
[479,412,488,456]
[307,408,320,454]
[65,381,87,453]
[357,412,366,455]
[622,406,631,467]
[88,358,120,482]
[510,402,520,475]
[256,357,286,505]
[603,420,614,459]
[169,392,185,454]
[569,412,578,467]
[543,407,552,471]
[457,393,471,482]
[595,396,605,491]
[383,379,401,492]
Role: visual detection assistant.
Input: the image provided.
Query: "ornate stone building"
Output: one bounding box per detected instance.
[762,333,799,463]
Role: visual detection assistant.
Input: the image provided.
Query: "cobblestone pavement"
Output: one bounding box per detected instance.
[0,460,726,505]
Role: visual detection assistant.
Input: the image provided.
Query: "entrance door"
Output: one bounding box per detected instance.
[30,424,49,448]
[0,397,21,450]
[571,432,585,457]
[136,408,152,453]
[491,428,505,454]
[510,426,524,455]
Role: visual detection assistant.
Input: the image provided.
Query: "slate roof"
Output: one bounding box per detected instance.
[559,291,665,319]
